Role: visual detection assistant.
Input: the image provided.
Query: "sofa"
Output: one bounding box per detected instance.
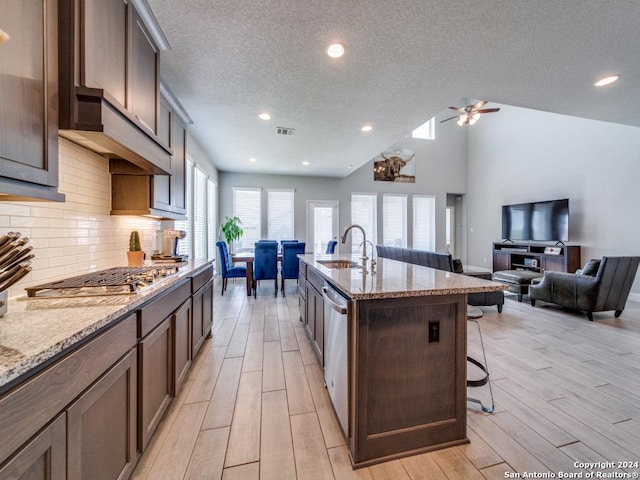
[375,245,504,312]
[529,256,640,321]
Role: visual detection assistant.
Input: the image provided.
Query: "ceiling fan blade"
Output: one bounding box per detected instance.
[440,115,460,123]
[474,108,501,114]
[448,106,466,113]
[471,100,488,110]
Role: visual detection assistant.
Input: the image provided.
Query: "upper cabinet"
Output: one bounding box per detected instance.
[0,0,65,202]
[58,0,171,175]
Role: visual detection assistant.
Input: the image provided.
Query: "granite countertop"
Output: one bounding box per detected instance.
[0,261,213,390]
[299,254,507,300]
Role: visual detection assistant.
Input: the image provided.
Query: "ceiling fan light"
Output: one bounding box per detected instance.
[457,116,466,126]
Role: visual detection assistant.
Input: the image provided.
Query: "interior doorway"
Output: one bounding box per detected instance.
[307,201,339,254]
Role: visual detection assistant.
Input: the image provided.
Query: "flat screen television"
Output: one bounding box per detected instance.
[501,199,569,242]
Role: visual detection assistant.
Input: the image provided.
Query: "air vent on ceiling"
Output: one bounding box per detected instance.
[276,126,295,135]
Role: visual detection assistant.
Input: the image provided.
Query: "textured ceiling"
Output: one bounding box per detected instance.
[147,0,640,177]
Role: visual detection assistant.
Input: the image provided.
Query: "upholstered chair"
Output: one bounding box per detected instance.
[281,242,306,295]
[216,241,247,295]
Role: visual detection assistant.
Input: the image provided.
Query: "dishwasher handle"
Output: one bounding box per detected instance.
[322,287,347,314]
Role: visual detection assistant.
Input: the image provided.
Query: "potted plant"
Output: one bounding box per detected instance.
[127,231,145,267]
[219,216,243,252]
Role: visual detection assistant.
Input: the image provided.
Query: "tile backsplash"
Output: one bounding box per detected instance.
[0,138,161,298]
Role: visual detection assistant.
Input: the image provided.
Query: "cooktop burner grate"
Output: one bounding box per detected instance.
[25,266,180,297]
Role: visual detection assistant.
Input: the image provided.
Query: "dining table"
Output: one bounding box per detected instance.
[231,251,283,296]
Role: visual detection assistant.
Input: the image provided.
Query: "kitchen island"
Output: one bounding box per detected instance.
[298,253,506,468]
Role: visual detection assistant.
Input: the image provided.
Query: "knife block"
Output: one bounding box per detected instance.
[0,291,7,317]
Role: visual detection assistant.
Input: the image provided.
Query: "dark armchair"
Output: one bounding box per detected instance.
[281,242,306,295]
[216,241,247,295]
[529,256,640,321]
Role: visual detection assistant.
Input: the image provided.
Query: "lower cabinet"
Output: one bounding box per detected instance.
[0,414,66,480]
[67,349,137,480]
[191,276,214,359]
[174,299,192,393]
[138,315,173,451]
[305,268,325,364]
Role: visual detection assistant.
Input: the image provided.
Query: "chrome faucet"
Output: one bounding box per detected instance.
[341,224,368,260]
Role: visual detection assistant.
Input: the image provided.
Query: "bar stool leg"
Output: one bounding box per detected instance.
[467,318,495,413]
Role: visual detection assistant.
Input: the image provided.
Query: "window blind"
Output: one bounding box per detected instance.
[350,193,377,253]
[174,159,193,258]
[207,178,217,261]
[413,195,436,250]
[193,166,208,262]
[233,187,261,251]
[383,194,407,247]
[267,189,294,241]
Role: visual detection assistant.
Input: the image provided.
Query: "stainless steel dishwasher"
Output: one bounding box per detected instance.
[322,282,349,434]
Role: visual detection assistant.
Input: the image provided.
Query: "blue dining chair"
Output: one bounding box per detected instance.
[216,241,247,295]
[326,240,337,254]
[281,242,306,296]
[253,241,278,297]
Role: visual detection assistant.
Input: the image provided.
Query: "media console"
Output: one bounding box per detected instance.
[493,242,581,274]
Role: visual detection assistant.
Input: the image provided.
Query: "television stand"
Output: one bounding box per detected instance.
[492,242,581,274]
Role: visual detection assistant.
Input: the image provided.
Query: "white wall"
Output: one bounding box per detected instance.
[466,104,640,292]
[218,118,468,255]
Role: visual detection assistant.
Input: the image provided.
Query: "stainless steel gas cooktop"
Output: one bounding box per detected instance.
[25,265,180,298]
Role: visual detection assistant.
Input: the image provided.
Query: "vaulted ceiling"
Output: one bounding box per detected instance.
[147,0,640,177]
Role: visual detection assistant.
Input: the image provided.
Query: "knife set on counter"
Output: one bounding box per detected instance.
[0,232,34,317]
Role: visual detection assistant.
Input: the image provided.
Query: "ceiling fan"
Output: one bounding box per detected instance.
[440,101,500,126]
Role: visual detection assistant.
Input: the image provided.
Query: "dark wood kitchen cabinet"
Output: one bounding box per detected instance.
[0,0,64,202]
[137,279,191,451]
[305,268,324,364]
[152,82,192,217]
[67,348,137,480]
[0,414,66,480]
[58,0,172,175]
[191,266,214,359]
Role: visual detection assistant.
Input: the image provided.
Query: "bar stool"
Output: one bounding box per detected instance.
[466,306,495,413]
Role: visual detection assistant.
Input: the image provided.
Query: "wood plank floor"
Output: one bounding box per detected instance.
[132,280,640,480]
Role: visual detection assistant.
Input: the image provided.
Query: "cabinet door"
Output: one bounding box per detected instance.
[192,286,206,358]
[171,116,187,214]
[0,414,66,480]
[153,98,172,211]
[174,299,192,393]
[67,349,137,480]
[129,4,159,133]
[82,0,127,107]
[493,251,510,272]
[542,255,565,273]
[0,0,59,190]
[138,315,173,451]
[203,279,214,338]
[305,283,315,341]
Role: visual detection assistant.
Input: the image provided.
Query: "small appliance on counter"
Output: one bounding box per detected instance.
[0,232,34,317]
[151,229,189,263]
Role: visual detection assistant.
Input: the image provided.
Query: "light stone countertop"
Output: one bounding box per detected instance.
[299,254,507,300]
[0,261,213,390]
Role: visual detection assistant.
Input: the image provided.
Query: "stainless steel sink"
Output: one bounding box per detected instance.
[316,259,361,269]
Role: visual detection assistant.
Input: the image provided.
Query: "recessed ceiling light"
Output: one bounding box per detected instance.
[302,161,310,166]
[258,112,271,120]
[348,164,353,169]
[361,125,372,132]
[327,43,345,58]
[594,74,621,87]
[249,158,257,163]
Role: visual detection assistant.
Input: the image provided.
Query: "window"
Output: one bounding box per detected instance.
[267,189,294,242]
[383,194,407,247]
[413,195,436,251]
[193,166,208,262]
[350,193,377,253]
[174,159,193,259]
[412,117,435,140]
[207,178,217,261]
[233,187,261,251]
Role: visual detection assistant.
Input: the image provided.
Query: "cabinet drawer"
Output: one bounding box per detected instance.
[139,280,190,337]
[192,264,213,293]
[0,313,136,462]
[307,268,324,293]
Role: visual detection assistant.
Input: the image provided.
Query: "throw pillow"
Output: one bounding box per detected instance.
[579,259,601,276]
[452,258,464,273]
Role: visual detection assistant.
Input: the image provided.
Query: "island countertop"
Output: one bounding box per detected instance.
[0,261,213,390]
[298,254,506,300]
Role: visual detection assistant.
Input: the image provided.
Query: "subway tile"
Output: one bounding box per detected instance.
[11,216,47,228]
[30,206,65,219]
[0,204,31,216]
